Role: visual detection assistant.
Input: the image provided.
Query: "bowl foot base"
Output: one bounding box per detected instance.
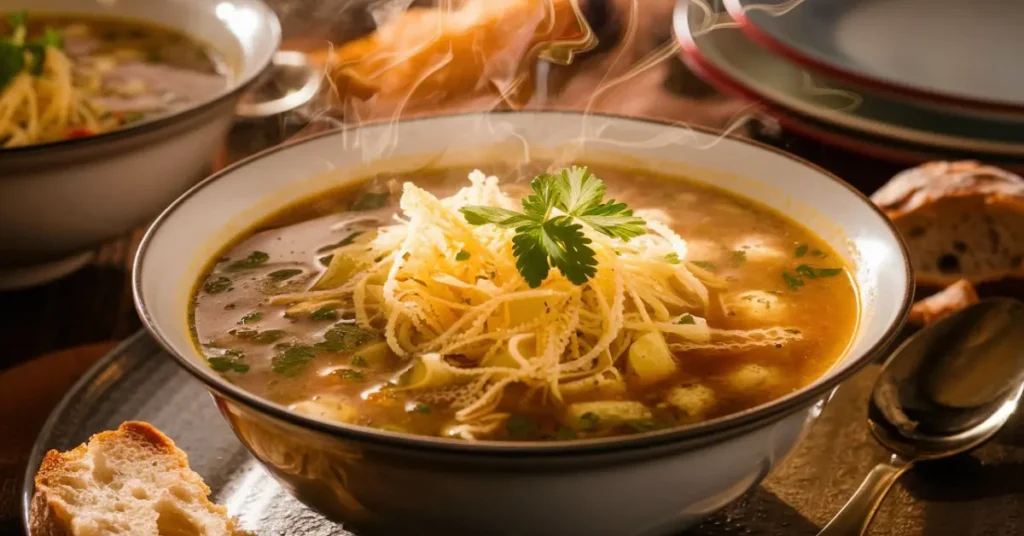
[0,251,95,291]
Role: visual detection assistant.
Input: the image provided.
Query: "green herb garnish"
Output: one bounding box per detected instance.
[310,305,339,321]
[227,251,269,271]
[316,324,376,352]
[334,368,365,381]
[1,15,65,86]
[795,264,843,279]
[267,268,303,281]
[731,250,747,266]
[691,260,717,272]
[506,415,540,439]
[455,250,471,261]
[208,356,249,374]
[677,314,696,325]
[351,355,369,367]
[460,167,645,288]
[795,244,809,258]
[271,346,316,376]
[316,232,364,253]
[203,276,232,294]
[238,312,262,324]
[811,249,826,258]
[579,412,601,431]
[411,402,431,414]
[665,253,681,264]
[351,191,390,211]
[782,271,804,291]
[319,254,334,267]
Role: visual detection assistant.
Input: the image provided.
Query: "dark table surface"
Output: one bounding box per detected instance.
[1,0,1022,534]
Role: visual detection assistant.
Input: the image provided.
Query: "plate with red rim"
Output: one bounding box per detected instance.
[673,1,1024,158]
[720,0,1024,115]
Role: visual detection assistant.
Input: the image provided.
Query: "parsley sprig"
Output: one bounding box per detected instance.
[1,12,64,91]
[460,167,646,287]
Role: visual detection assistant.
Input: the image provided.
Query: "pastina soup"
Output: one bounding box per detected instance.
[190,163,858,441]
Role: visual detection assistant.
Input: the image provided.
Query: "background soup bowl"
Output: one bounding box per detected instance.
[0,0,279,290]
[134,111,912,536]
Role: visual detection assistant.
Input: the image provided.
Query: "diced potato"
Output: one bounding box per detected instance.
[565,401,653,430]
[559,370,627,398]
[724,290,787,322]
[664,384,716,418]
[627,331,677,386]
[313,254,360,290]
[290,397,358,423]
[727,363,777,391]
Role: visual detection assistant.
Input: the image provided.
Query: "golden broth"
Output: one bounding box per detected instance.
[190,163,858,441]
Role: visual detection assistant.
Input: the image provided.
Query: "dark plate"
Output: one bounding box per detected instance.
[722,0,1024,114]
[22,331,1024,534]
[674,1,1024,157]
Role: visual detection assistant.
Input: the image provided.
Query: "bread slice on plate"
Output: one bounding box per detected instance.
[871,160,1024,286]
[30,421,246,536]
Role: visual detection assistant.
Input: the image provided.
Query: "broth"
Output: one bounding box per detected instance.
[190,163,858,441]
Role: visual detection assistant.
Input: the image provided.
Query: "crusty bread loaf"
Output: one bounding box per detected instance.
[871,161,1024,286]
[30,422,246,536]
[908,279,979,326]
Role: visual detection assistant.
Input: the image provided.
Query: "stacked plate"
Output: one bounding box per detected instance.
[673,0,1024,167]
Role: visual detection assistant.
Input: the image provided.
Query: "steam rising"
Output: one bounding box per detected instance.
[276,0,849,172]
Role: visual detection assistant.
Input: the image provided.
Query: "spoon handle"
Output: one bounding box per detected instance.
[818,455,912,536]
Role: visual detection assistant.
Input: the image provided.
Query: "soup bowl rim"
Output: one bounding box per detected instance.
[133,109,913,457]
[0,0,281,160]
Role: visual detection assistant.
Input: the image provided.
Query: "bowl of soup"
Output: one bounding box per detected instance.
[134,110,912,535]
[0,0,279,289]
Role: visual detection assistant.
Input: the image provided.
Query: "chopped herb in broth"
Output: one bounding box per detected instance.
[191,164,858,442]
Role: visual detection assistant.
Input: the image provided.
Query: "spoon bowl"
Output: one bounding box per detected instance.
[821,298,1024,535]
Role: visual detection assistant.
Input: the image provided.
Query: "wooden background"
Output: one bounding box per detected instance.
[1,0,1021,533]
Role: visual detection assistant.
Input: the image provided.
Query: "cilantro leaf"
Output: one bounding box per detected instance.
[6,11,26,29]
[552,166,605,215]
[459,206,536,228]
[461,167,643,288]
[0,41,24,90]
[511,224,552,288]
[575,200,646,240]
[540,217,598,286]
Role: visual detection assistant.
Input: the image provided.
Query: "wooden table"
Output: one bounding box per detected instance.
[0,1,1019,533]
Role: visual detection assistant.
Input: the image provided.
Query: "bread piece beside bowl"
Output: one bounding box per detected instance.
[872,160,1024,287]
[30,422,245,536]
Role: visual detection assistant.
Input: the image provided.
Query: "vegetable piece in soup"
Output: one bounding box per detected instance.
[190,164,858,441]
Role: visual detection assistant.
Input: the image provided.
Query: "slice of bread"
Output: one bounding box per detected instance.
[908,278,979,326]
[871,160,1024,286]
[30,422,246,536]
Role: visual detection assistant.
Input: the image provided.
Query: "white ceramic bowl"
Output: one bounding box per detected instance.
[135,111,912,535]
[0,0,279,290]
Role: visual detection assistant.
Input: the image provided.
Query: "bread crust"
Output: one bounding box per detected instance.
[908,279,980,326]
[872,161,1024,286]
[29,421,240,536]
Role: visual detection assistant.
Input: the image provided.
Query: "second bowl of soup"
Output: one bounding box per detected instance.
[135,111,912,535]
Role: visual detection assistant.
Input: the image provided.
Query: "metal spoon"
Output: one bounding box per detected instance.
[819,298,1024,535]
